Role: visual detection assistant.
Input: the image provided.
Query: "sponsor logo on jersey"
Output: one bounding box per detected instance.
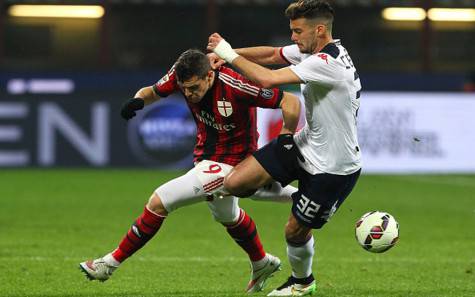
[217,99,233,117]
[259,88,274,99]
[195,110,237,132]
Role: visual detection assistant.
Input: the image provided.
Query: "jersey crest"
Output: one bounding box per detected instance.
[217,99,233,117]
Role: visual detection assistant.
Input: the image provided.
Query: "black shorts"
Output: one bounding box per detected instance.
[253,139,361,229]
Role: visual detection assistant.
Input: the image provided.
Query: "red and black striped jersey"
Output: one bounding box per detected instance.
[153,66,283,166]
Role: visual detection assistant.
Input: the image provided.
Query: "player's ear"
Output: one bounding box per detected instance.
[207,70,214,82]
[316,24,326,36]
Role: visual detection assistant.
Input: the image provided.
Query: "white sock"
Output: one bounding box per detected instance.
[251,182,297,203]
[287,236,314,279]
[103,252,120,267]
[251,253,269,270]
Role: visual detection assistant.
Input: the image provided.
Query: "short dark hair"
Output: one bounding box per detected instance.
[175,49,211,82]
[285,0,334,24]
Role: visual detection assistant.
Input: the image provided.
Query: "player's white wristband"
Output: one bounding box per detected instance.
[213,39,239,64]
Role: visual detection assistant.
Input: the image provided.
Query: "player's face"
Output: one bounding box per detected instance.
[290,18,326,54]
[178,71,215,103]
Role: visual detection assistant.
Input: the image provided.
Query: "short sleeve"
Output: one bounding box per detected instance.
[280,45,303,65]
[152,65,178,97]
[253,88,284,109]
[289,53,342,85]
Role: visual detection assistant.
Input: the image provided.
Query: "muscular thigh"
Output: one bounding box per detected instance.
[226,156,273,193]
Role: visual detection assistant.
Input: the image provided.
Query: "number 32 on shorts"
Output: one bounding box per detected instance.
[296,195,321,220]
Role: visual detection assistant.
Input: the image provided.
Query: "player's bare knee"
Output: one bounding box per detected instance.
[147,193,168,216]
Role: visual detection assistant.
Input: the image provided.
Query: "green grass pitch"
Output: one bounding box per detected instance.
[0,170,474,297]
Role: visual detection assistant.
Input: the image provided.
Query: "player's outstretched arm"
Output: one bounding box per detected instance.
[280,91,300,135]
[208,33,301,88]
[120,86,162,120]
[235,46,285,66]
[207,45,283,69]
[134,86,161,106]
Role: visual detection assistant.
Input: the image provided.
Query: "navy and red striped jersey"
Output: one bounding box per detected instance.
[153,66,283,166]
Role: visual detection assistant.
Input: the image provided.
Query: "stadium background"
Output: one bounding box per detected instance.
[0,1,474,297]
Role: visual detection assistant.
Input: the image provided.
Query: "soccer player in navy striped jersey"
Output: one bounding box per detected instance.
[79,49,301,293]
[208,1,362,295]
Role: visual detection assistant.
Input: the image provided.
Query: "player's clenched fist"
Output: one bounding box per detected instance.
[207,32,223,51]
[120,98,144,120]
[207,33,239,64]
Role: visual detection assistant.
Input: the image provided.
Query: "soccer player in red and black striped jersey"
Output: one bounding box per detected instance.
[80,49,301,293]
[152,52,288,167]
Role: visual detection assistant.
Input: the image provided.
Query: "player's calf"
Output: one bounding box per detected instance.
[79,202,166,280]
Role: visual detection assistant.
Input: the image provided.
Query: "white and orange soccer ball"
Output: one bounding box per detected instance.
[355,211,399,253]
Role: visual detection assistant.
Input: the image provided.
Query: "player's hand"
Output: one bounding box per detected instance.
[207,33,239,63]
[120,98,144,120]
[207,33,224,52]
[207,52,226,70]
[276,133,305,169]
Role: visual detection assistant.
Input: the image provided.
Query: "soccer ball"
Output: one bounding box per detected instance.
[355,211,399,253]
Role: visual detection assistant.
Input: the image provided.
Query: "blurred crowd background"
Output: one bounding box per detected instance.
[0,0,474,171]
[2,0,475,90]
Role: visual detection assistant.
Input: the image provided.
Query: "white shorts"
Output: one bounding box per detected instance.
[155,160,297,223]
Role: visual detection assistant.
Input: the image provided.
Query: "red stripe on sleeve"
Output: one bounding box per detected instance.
[279,47,291,65]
